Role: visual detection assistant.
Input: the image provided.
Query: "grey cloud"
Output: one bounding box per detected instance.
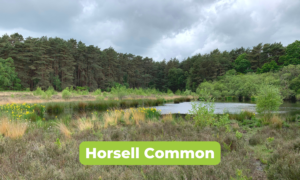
[0,0,300,61]
[0,0,82,33]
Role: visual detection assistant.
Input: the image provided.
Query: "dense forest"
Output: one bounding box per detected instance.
[0,33,299,96]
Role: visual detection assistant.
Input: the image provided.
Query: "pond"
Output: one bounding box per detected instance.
[154,101,300,115]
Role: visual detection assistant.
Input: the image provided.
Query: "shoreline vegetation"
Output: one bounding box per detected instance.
[0,84,299,179]
[0,34,300,179]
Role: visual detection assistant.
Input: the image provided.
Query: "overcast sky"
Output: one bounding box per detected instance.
[1,0,299,61]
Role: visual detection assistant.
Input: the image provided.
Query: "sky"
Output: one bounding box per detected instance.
[1,0,300,61]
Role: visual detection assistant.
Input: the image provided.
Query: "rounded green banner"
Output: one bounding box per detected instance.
[80,141,221,165]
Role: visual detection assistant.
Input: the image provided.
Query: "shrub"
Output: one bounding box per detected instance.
[46,86,57,95]
[41,90,53,100]
[256,85,283,122]
[33,87,44,96]
[235,131,243,139]
[62,88,72,100]
[93,89,102,95]
[175,89,182,95]
[183,89,191,96]
[189,89,216,128]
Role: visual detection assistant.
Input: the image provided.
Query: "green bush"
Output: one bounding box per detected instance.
[256,85,283,122]
[33,87,44,96]
[46,86,57,95]
[62,88,72,100]
[93,89,102,95]
[189,89,216,128]
[175,89,182,95]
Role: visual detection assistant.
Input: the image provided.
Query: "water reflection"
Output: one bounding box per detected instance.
[154,101,300,115]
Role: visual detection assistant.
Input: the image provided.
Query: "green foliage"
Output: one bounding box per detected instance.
[33,87,45,96]
[234,53,252,73]
[235,131,243,139]
[257,60,280,73]
[55,138,61,148]
[93,89,102,95]
[214,113,230,128]
[167,68,186,92]
[183,89,191,96]
[62,88,72,100]
[256,85,283,121]
[0,57,22,90]
[167,89,173,96]
[189,89,216,128]
[279,40,300,65]
[175,89,182,95]
[52,75,62,91]
[230,169,252,180]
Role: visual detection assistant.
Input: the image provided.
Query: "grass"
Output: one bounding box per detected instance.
[0,100,299,179]
[162,113,173,122]
[0,117,27,139]
[77,118,93,131]
[56,122,71,139]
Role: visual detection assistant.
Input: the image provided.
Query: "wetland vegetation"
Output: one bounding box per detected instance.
[0,33,300,179]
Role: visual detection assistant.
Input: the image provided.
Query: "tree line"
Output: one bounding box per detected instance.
[0,33,299,93]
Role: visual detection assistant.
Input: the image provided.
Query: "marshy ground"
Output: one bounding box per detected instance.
[0,97,299,179]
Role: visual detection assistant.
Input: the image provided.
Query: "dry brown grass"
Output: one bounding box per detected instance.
[0,118,27,139]
[270,115,283,128]
[231,123,240,131]
[132,111,145,126]
[56,122,71,138]
[104,111,122,128]
[162,113,173,122]
[77,118,93,131]
[123,111,132,125]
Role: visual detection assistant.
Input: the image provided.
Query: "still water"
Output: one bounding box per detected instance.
[154,101,300,115]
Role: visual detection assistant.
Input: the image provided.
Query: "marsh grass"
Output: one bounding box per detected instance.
[56,122,71,138]
[123,111,132,125]
[0,118,27,139]
[77,118,93,131]
[162,113,173,122]
[228,110,255,121]
[132,111,145,126]
[269,115,283,129]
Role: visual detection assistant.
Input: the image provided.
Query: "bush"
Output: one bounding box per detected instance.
[183,89,191,96]
[93,89,102,95]
[41,90,52,100]
[33,87,44,96]
[175,89,181,95]
[189,89,216,128]
[256,85,283,122]
[62,88,72,100]
[46,86,57,95]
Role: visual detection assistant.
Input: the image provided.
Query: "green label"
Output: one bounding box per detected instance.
[79,141,221,165]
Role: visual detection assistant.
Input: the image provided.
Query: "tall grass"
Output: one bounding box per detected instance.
[56,122,71,138]
[77,118,93,131]
[0,118,27,139]
[162,113,173,122]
